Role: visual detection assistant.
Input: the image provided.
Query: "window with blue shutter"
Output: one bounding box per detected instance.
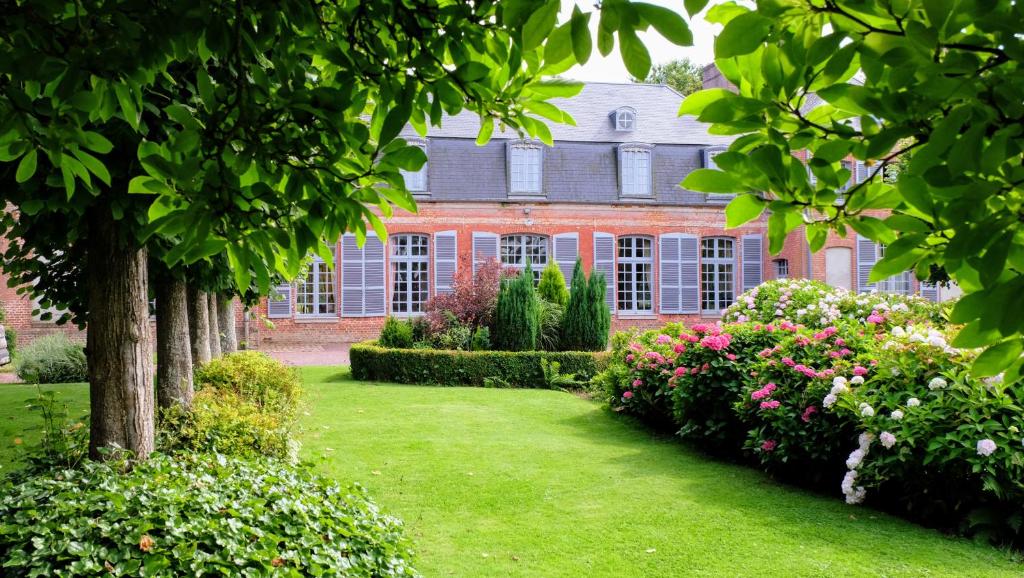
[341,234,385,317]
[741,234,764,293]
[593,232,616,310]
[267,284,292,318]
[856,235,878,294]
[472,232,499,275]
[433,230,457,295]
[553,233,579,286]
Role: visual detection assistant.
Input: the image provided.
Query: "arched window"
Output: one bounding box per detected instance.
[617,236,653,313]
[701,237,735,313]
[296,249,337,317]
[613,107,637,131]
[501,234,547,282]
[390,234,430,314]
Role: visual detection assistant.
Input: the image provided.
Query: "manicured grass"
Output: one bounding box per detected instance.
[0,382,88,470]
[1,370,1021,576]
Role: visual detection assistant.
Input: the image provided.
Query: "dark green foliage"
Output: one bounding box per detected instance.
[410,317,431,343]
[4,327,16,357]
[586,272,612,351]
[536,299,564,351]
[471,326,491,351]
[379,317,414,349]
[537,262,569,306]
[13,334,87,384]
[0,453,417,576]
[433,323,472,350]
[350,341,609,388]
[560,259,590,350]
[494,265,539,351]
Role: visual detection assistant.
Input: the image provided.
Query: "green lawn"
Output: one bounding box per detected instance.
[1,369,1022,577]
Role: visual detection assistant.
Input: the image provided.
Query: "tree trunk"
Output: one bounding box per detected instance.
[217,294,238,353]
[87,209,155,460]
[208,292,222,358]
[188,284,211,365]
[155,272,193,410]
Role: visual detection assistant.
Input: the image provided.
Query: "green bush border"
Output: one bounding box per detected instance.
[350,341,609,388]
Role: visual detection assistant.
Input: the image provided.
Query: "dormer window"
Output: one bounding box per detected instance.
[400,138,428,194]
[508,140,543,195]
[618,143,653,197]
[613,107,637,131]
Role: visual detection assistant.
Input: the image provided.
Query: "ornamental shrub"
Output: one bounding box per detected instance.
[537,261,569,307]
[536,299,564,351]
[379,316,414,348]
[350,341,608,388]
[194,351,301,417]
[424,255,503,335]
[494,265,539,351]
[0,453,417,576]
[560,259,590,351]
[470,326,491,351]
[585,271,611,351]
[14,333,87,384]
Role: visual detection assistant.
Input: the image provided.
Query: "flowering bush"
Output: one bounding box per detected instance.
[600,281,1023,546]
[722,279,943,330]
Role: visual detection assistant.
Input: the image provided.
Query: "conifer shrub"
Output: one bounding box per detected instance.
[379,316,414,349]
[560,259,590,351]
[494,265,539,351]
[537,261,569,306]
[585,271,611,351]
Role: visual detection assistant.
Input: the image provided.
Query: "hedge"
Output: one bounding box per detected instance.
[350,341,609,388]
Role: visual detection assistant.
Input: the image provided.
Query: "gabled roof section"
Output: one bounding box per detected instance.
[402,82,733,146]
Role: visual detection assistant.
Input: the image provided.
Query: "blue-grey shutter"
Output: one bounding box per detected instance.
[856,235,878,293]
[267,284,291,318]
[341,234,364,316]
[679,235,699,314]
[920,282,939,302]
[472,232,499,275]
[593,232,615,309]
[659,235,681,313]
[364,235,386,316]
[434,230,457,295]
[553,232,579,286]
[742,234,764,293]
[856,160,869,183]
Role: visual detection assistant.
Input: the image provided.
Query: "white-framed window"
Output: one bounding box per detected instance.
[876,245,913,295]
[613,107,637,131]
[501,234,547,283]
[400,139,428,193]
[701,237,735,313]
[617,236,654,314]
[508,141,543,195]
[295,251,337,316]
[619,144,653,196]
[391,234,430,315]
[774,259,789,279]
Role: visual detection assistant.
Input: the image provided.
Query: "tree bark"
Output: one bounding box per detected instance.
[87,209,155,460]
[188,284,211,365]
[217,294,238,353]
[207,292,222,358]
[155,273,193,410]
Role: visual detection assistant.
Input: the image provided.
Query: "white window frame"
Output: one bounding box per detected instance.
[399,138,428,194]
[613,107,637,131]
[501,234,548,283]
[508,140,543,195]
[618,143,653,197]
[875,244,913,295]
[295,252,337,317]
[616,236,654,314]
[774,258,789,279]
[390,234,430,315]
[701,237,736,314]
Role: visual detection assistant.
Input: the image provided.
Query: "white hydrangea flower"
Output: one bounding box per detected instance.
[976,439,997,457]
[850,375,865,385]
[890,367,901,376]
[890,410,904,421]
[846,449,865,469]
[823,393,838,408]
[907,397,921,407]
[845,487,867,505]
[841,469,858,494]
[880,431,896,449]
[833,376,848,388]
[891,326,906,338]
[858,432,874,450]
[928,377,947,390]
[861,405,875,417]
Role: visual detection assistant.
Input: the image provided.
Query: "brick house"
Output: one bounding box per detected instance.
[0,82,940,348]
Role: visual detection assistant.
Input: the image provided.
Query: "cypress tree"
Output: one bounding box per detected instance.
[494,263,539,351]
[537,261,569,306]
[586,271,611,351]
[560,259,589,350]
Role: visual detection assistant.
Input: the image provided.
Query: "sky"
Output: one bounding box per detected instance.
[559,0,723,83]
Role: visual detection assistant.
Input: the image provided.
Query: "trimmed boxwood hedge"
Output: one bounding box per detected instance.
[350,341,609,388]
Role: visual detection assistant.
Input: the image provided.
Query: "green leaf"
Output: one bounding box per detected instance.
[523,0,560,51]
[570,7,593,64]
[197,68,215,109]
[379,103,411,146]
[635,4,693,46]
[619,28,651,80]
[476,117,495,145]
[72,149,111,186]
[972,339,1023,377]
[896,175,934,215]
[952,319,1003,348]
[15,149,37,183]
[685,0,710,17]
[113,82,139,130]
[678,89,734,116]
[530,79,584,98]
[725,194,766,228]
[715,11,771,58]
[82,132,114,154]
[544,22,573,66]
[128,176,173,195]
[682,169,747,194]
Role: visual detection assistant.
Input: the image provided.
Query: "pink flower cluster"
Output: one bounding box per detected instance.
[699,333,732,351]
[751,382,777,401]
[866,310,885,324]
[679,333,699,343]
[813,327,838,340]
[828,348,853,359]
[760,400,781,410]
[761,440,777,452]
[852,366,869,376]
[632,379,643,388]
[655,334,673,345]
[801,405,818,422]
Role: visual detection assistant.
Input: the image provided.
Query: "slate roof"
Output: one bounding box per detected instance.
[402,82,734,147]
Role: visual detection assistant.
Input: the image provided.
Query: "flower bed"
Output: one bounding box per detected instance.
[596,281,1024,546]
[350,341,609,388]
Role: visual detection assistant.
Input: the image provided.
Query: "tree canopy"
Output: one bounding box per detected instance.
[680,0,1024,378]
[634,57,704,95]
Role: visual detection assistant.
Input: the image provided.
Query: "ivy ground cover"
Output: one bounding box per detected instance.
[1,374,1021,576]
